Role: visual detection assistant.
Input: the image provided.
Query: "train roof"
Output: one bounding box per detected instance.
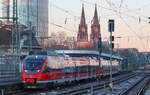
[55,50,123,60]
[25,55,47,60]
[28,50,123,60]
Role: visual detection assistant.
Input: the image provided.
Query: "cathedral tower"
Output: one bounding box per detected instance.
[90,4,101,44]
[77,4,88,42]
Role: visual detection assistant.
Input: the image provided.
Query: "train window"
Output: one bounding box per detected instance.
[24,58,45,70]
[42,63,49,73]
[46,57,64,72]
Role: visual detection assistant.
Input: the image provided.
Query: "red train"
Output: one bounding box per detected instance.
[144,65,150,69]
[22,54,119,88]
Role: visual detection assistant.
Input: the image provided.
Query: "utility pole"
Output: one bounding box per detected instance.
[16,0,19,53]
[98,37,102,78]
[37,0,39,36]
[108,19,115,91]
[12,0,18,53]
[27,0,33,51]
[27,0,29,25]
[12,0,15,53]
[29,22,32,51]
[6,0,10,24]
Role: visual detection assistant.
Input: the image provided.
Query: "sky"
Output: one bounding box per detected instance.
[0,0,150,52]
[49,0,150,52]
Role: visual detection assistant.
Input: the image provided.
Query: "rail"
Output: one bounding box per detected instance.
[120,73,150,95]
[5,72,133,95]
[57,72,137,95]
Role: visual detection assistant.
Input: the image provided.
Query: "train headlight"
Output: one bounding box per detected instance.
[37,70,40,72]
[35,56,38,59]
[25,70,28,72]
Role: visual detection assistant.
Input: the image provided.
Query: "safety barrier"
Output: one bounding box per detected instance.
[0,55,22,86]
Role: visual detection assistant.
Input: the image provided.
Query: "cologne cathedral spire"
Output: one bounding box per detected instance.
[90,4,101,43]
[77,4,88,42]
[93,4,99,25]
[80,4,86,25]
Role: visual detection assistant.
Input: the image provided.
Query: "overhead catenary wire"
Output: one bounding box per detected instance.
[50,1,150,39]
[104,0,150,51]
[50,22,77,33]
[50,2,79,19]
[80,0,150,23]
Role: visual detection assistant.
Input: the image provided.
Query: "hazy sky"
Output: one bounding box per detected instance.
[49,0,150,52]
[0,0,150,52]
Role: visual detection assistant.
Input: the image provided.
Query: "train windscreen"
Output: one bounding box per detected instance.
[24,58,45,70]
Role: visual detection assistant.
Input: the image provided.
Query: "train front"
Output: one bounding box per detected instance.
[22,55,47,88]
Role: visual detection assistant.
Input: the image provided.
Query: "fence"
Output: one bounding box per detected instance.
[0,55,22,84]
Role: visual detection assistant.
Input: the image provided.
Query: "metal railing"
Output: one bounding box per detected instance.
[0,55,22,85]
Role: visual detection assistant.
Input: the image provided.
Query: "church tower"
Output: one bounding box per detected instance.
[77,4,88,42]
[90,4,101,44]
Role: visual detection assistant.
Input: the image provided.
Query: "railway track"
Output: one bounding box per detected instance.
[5,71,131,95]
[56,72,138,95]
[6,71,148,95]
[92,72,150,95]
[120,73,150,95]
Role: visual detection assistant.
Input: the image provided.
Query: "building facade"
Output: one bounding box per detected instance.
[2,0,48,37]
[18,0,48,37]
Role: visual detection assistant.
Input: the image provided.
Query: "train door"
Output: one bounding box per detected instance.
[62,58,75,81]
[69,58,73,79]
[86,59,89,77]
[74,58,80,81]
[48,57,56,80]
[62,58,68,80]
[89,58,92,77]
[76,60,80,80]
[71,59,76,80]
[48,57,63,80]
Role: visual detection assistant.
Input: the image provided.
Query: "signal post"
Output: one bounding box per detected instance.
[108,19,115,91]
